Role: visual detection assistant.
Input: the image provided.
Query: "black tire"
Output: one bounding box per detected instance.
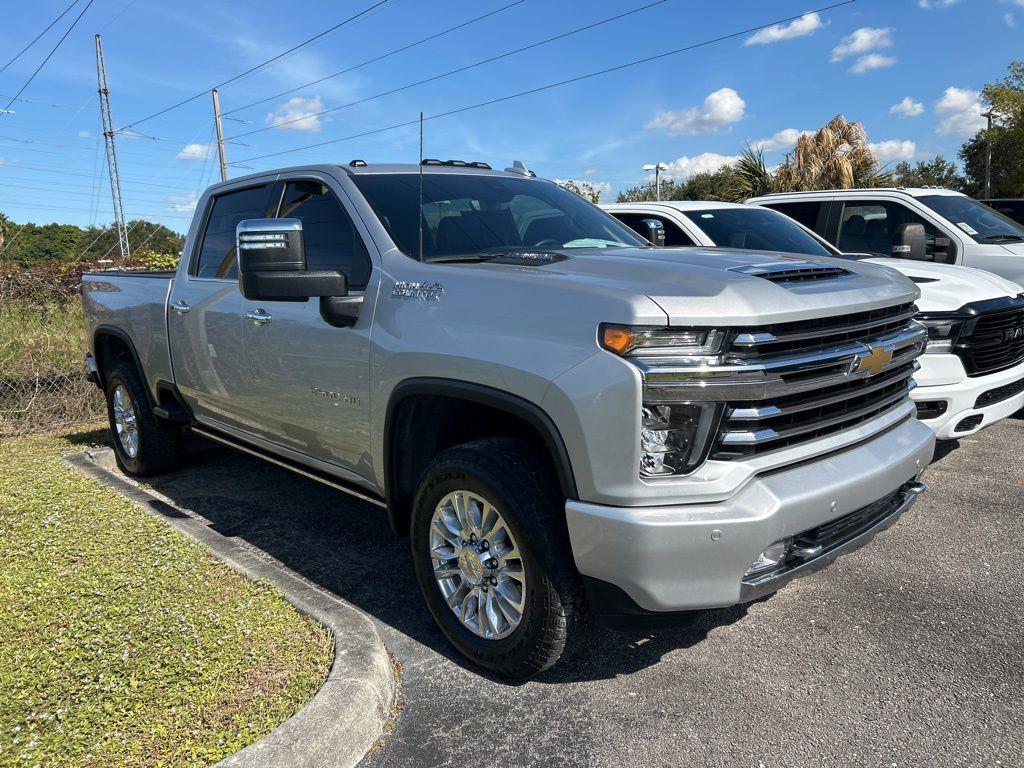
[104,361,182,477]
[410,437,591,680]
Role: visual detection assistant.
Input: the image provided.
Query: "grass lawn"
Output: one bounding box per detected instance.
[0,427,333,768]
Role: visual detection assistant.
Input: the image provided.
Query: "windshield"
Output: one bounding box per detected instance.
[684,207,836,258]
[351,173,645,260]
[918,194,1024,242]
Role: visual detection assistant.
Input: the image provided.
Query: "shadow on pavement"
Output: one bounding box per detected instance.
[95,432,747,684]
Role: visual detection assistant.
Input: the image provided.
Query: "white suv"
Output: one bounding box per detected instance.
[746,188,1024,285]
[605,200,1024,440]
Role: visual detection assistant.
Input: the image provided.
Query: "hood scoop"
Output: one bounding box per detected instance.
[487,249,570,267]
[728,260,853,286]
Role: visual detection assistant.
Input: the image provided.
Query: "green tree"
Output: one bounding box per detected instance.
[555,179,604,203]
[959,60,1024,198]
[891,155,965,191]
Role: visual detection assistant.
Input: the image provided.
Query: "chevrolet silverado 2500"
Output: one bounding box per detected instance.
[606,200,1024,439]
[83,161,935,678]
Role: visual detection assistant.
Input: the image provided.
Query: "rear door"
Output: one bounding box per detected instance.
[241,173,376,477]
[168,182,277,431]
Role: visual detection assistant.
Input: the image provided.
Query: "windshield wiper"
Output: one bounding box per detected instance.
[979,233,1024,242]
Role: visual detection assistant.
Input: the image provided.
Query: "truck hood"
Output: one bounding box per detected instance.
[862,257,1024,312]
[469,247,919,326]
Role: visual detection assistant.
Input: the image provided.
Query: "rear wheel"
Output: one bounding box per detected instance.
[410,438,590,679]
[104,361,182,476]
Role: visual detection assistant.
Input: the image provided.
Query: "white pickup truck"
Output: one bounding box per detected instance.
[606,200,1024,439]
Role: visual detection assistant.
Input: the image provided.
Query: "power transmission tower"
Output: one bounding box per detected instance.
[95,34,130,261]
[211,89,229,182]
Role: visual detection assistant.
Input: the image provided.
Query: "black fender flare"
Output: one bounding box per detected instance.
[383,377,578,534]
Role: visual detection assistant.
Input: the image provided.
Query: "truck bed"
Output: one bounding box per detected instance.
[82,271,175,401]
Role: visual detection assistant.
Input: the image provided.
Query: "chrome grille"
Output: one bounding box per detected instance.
[636,304,926,462]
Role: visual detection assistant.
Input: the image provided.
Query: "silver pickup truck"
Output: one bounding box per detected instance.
[83,161,935,679]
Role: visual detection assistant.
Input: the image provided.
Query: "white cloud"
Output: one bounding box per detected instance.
[751,128,809,153]
[890,97,924,117]
[918,0,962,7]
[831,27,894,61]
[176,142,212,161]
[869,140,917,163]
[645,88,745,136]
[850,54,897,74]
[169,192,199,214]
[265,95,325,132]
[659,152,742,181]
[1005,12,1016,27]
[935,86,987,138]
[745,13,823,45]
[78,129,91,138]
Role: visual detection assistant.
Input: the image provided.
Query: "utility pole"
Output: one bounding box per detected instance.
[982,110,994,199]
[211,88,228,182]
[643,162,668,200]
[94,34,130,261]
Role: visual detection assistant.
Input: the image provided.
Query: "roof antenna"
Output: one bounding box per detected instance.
[418,111,424,262]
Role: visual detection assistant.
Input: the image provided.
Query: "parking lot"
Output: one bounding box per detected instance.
[134,416,1024,768]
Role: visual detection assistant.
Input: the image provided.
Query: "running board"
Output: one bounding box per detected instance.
[189,425,386,509]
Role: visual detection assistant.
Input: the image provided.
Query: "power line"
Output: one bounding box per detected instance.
[230,0,669,139]
[234,0,857,165]
[222,0,528,117]
[1,0,97,114]
[118,0,392,131]
[0,0,80,75]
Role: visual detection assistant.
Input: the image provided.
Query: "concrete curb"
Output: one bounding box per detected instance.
[63,449,396,768]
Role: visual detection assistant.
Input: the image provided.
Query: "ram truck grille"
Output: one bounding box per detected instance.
[638,303,926,463]
[957,305,1024,376]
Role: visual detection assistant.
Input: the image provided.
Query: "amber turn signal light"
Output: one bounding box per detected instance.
[600,325,635,355]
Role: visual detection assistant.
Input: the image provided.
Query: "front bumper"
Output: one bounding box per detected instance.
[565,416,935,615]
[912,354,1024,439]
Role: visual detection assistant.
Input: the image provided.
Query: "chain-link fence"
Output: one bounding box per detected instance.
[1,262,107,438]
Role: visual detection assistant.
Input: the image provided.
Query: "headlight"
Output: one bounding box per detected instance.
[600,324,724,359]
[916,313,968,354]
[640,402,722,477]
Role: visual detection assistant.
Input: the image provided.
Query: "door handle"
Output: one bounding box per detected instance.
[171,299,191,314]
[246,308,272,326]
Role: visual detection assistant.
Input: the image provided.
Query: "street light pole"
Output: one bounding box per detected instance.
[982,110,994,199]
[642,162,669,200]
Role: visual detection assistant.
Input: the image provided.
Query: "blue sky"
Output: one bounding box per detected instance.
[0,0,1019,234]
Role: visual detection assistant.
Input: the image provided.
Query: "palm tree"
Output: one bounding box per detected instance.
[773,115,891,191]
[727,145,774,201]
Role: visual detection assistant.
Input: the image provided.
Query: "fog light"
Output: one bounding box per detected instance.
[744,540,790,577]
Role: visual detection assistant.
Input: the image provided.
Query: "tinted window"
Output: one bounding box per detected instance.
[194,185,274,279]
[683,207,834,257]
[837,201,946,260]
[764,201,825,232]
[610,212,696,246]
[278,180,371,288]
[919,194,1024,242]
[351,173,644,259]
[984,200,1024,225]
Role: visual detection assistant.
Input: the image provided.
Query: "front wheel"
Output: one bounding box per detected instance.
[410,438,590,680]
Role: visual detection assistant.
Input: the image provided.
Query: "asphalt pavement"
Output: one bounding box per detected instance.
[135,416,1024,768]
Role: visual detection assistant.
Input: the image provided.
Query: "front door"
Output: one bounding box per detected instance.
[242,175,375,478]
[169,182,277,432]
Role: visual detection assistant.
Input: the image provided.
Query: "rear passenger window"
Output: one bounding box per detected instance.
[765,201,826,232]
[277,180,371,289]
[194,185,275,279]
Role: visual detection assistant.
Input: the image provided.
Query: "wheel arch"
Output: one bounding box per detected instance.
[383,378,578,537]
[92,325,153,404]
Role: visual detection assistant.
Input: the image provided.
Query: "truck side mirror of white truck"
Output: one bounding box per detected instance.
[641,218,666,247]
[892,223,928,261]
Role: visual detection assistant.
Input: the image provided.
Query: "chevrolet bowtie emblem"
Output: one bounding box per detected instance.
[854,346,894,376]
